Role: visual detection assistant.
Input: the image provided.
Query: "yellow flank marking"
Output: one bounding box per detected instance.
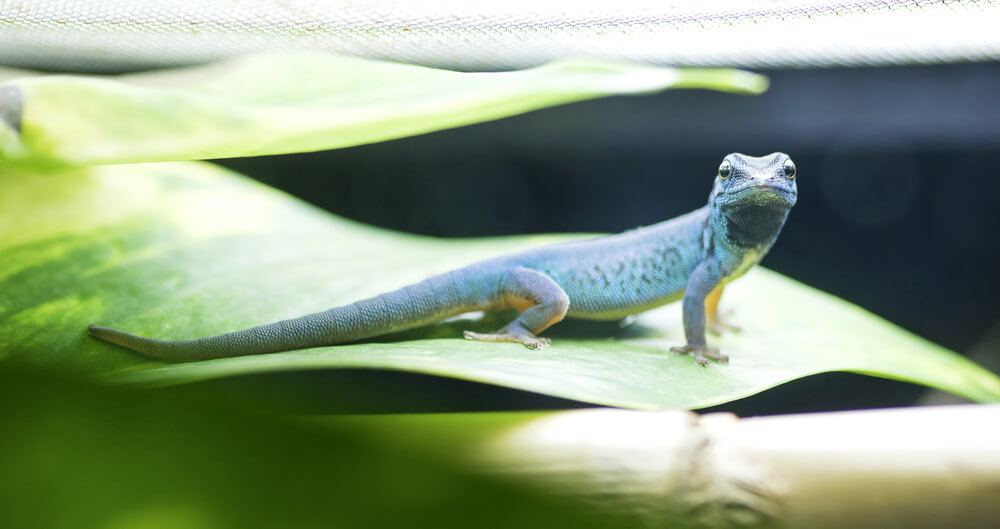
[503,294,535,313]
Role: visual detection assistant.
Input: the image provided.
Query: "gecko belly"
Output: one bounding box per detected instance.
[563,289,686,321]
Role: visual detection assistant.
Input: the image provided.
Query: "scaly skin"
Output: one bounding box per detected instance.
[89,153,798,365]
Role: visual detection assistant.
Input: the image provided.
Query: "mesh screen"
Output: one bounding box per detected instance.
[2,0,999,72]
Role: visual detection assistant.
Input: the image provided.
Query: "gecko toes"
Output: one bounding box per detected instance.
[524,336,551,349]
[464,330,550,349]
[670,344,728,366]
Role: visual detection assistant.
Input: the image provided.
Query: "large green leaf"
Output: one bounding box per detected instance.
[0,51,766,166]
[2,161,998,408]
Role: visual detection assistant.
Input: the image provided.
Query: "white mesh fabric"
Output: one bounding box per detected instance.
[2,0,999,72]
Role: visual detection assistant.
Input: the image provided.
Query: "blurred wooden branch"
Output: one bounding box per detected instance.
[479,405,1000,528]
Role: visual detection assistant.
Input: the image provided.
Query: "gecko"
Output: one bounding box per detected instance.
[89,152,797,366]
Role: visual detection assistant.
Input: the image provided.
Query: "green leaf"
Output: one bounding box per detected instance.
[0,51,767,166]
[0,367,614,529]
[2,161,998,408]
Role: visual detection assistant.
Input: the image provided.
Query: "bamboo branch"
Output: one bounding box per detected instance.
[478,405,1000,528]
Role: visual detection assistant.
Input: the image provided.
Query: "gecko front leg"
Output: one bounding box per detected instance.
[671,260,729,366]
[464,267,569,349]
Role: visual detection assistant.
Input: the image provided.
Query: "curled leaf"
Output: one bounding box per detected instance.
[1,162,997,408]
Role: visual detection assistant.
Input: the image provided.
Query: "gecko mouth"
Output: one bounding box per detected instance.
[726,183,796,205]
[730,183,790,195]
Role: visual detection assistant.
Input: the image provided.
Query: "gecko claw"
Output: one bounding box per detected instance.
[464,330,551,350]
[670,344,729,366]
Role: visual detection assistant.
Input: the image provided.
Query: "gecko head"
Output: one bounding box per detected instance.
[711,152,797,207]
[710,152,797,248]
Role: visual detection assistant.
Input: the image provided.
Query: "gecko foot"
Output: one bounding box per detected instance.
[464,326,551,350]
[670,344,729,367]
[708,309,741,335]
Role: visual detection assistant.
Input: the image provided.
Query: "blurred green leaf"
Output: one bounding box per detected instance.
[0,367,612,529]
[2,162,998,408]
[0,51,766,166]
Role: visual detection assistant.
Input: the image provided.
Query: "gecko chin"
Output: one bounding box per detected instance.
[718,191,794,248]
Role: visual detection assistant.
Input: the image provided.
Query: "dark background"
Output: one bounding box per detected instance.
[217,63,1000,415]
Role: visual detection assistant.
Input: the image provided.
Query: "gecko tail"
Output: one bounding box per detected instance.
[88,324,141,347]
[87,266,499,362]
[87,315,350,362]
[87,324,219,362]
[87,311,369,362]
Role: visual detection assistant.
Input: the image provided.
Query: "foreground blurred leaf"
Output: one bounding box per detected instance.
[1,162,998,408]
[0,51,766,166]
[0,367,611,529]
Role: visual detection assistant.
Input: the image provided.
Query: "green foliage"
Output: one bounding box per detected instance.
[4,43,993,529]
[0,51,766,166]
[0,367,612,529]
[3,162,997,408]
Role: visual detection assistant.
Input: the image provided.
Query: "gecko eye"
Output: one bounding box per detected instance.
[718,160,731,179]
[783,160,796,179]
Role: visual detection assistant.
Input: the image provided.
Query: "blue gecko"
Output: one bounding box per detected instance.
[90,152,797,366]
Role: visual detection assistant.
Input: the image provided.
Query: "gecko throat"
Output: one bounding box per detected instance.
[720,197,790,248]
